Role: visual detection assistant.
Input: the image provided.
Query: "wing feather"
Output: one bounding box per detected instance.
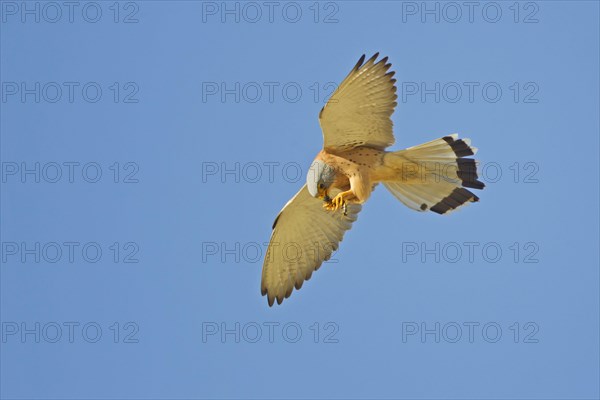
[261,185,361,306]
[319,53,398,151]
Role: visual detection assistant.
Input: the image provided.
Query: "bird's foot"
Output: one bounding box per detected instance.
[323,192,350,214]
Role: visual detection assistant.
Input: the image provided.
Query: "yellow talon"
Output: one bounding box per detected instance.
[330,193,346,211]
[323,192,351,213]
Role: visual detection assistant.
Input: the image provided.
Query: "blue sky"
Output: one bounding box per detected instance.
[1,1,599,399]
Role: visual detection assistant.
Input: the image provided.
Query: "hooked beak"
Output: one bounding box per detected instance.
[318,186,331,202]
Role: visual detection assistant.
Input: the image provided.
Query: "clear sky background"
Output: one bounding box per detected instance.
[1,1,599,399]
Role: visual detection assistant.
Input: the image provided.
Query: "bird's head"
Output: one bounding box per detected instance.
[306,159,336,202]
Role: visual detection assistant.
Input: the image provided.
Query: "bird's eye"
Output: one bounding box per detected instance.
[319,183,324,189]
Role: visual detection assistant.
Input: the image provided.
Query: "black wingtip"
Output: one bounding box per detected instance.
[354,54,366,71]
[272,213,281,230]
[368,52,379,64]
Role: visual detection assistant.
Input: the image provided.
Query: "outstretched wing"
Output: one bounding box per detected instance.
[261,185,361,306]
[319,53,398,151]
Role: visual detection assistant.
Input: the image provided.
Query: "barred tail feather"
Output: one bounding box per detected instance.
[383,134,485,214]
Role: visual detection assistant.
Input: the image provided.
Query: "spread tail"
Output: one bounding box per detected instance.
[382,134,485,214]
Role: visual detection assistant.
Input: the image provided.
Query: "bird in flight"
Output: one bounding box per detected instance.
[261,53,485,306]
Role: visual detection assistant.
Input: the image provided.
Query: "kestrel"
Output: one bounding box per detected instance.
[261,53,485,306]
